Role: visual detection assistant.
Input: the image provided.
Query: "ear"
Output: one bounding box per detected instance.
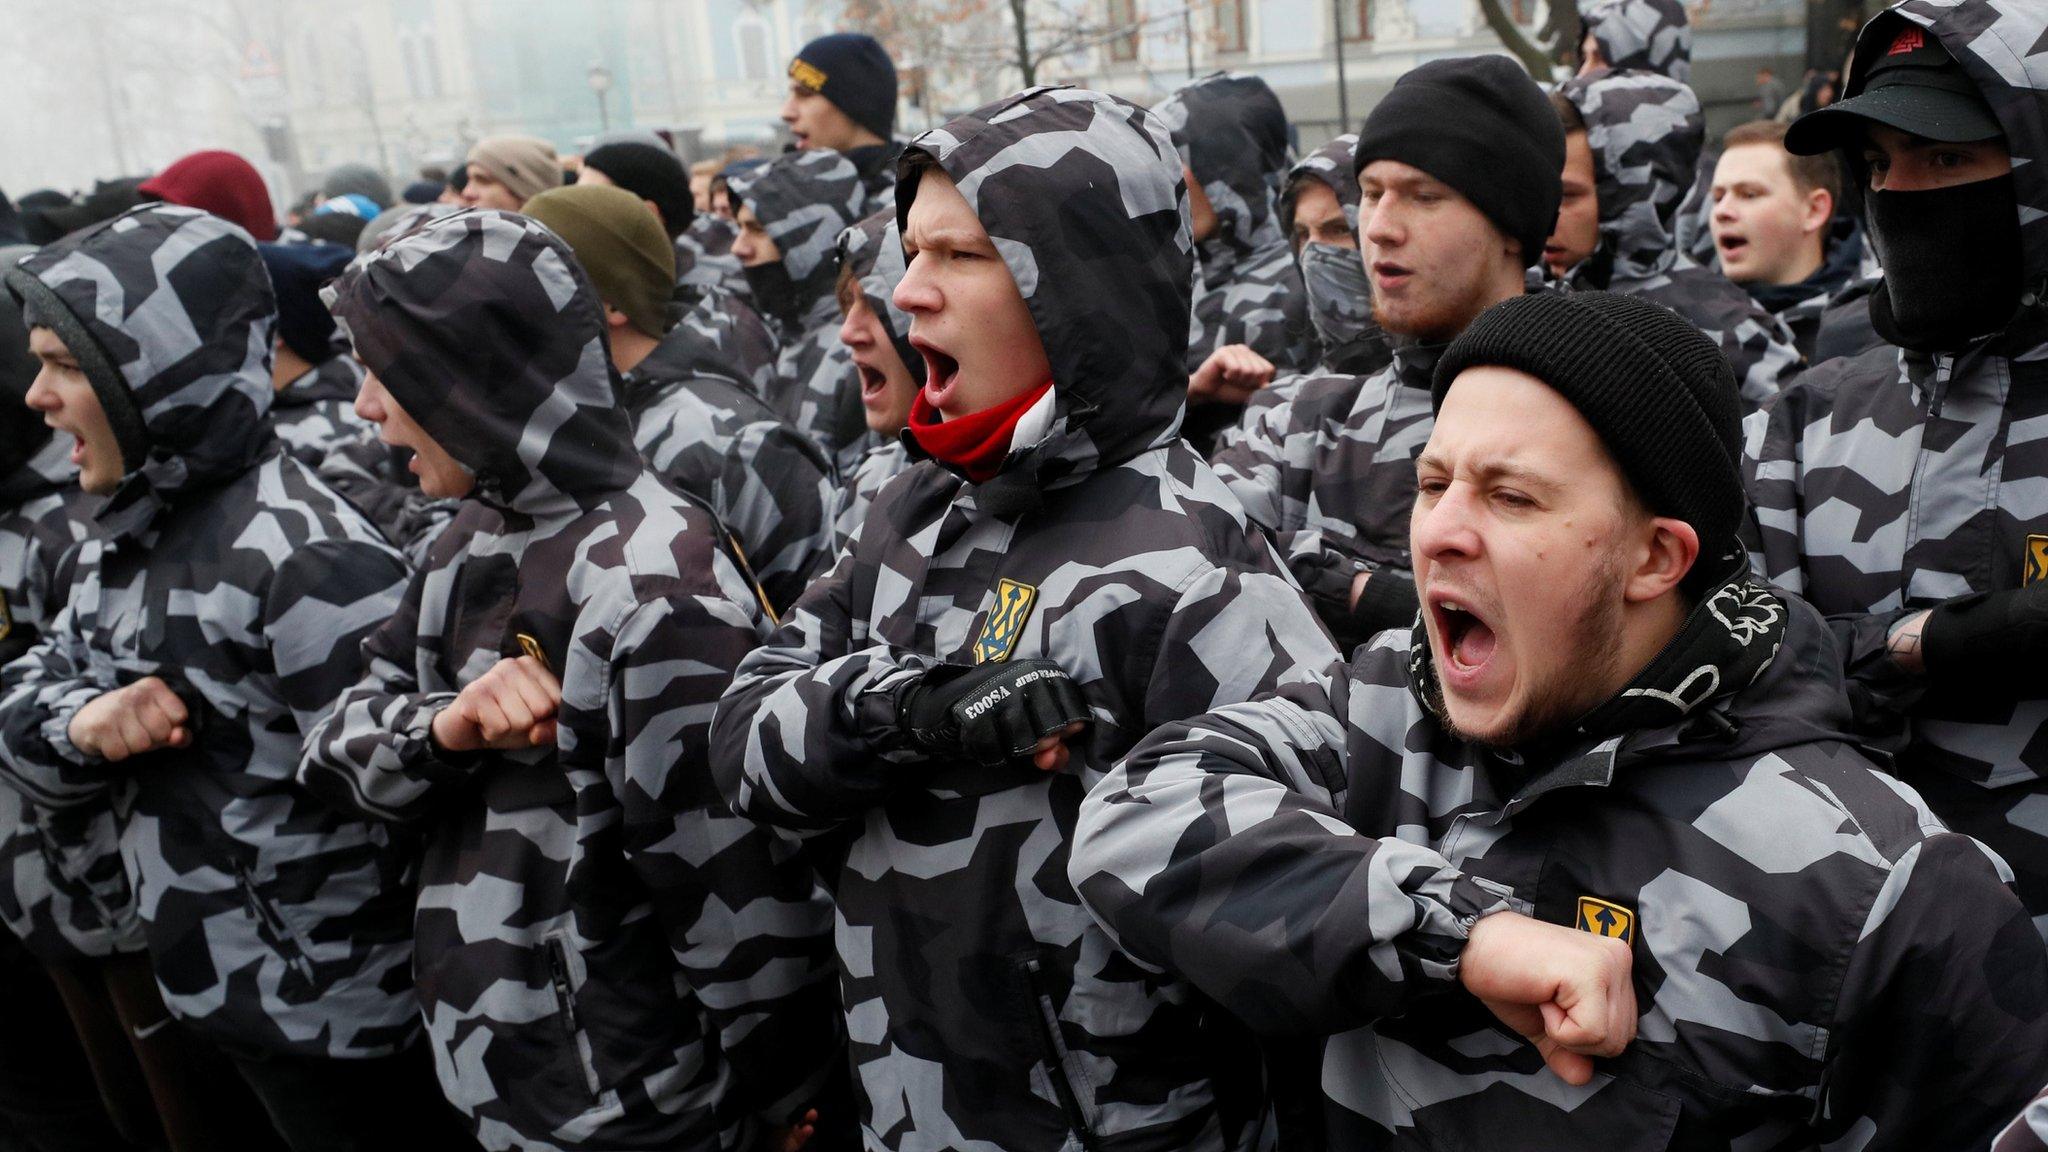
[1801,187,1833,236]
[603,305,631,330]
[642,198,665,229]
[1624,516,1700,605]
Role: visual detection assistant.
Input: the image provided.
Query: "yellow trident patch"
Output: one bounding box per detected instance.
[789,57,828,91]
[2026,535,2048,587]
[973,580,1038,665]
[1576,897,1635,944]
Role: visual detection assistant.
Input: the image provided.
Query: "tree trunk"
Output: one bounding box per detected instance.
[1475,0,1558,78]
[1009,0,1037,87]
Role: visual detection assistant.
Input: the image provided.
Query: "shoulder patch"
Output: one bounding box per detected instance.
[2025,535,2048,586]
[1576,896,1635,944]
[973,579,1038,665]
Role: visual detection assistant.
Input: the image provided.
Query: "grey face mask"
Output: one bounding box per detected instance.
[1298,240,1375,349]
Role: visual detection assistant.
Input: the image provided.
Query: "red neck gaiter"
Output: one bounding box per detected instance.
[906,380,1053,483]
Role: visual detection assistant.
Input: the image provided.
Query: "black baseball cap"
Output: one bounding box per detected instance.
[1786,20,2002,155]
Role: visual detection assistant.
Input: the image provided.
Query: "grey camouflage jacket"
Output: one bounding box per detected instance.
[730,151,872,478]
[1210,340,1445,638]
[1072,585,2048,1149]
[1741,0,2048,933]
[711,87,1340,1152]
[0,205,418,1059]
[622,312,837,616]
[305,209,839,1150]
[827,439,914,562]
[1559,69,1801,410]
[1156,73,1318,380]
[0,431,141,964]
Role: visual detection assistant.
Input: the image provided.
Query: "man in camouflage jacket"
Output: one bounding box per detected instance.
[711,86,1338,1152]
[1552,69,1802,409]
[1279,133,1391,384]
[304,208,842,1152]
[1211,56,1562,652]
[0,205,457,1146]
[1157,72,1318,380]
[730,150,872,478]
[1074,290,2048,1149]
[825,211,922,560]
[1744,0,2048,935]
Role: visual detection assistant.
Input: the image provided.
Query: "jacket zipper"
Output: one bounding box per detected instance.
[545,935,604,1098]
[1021,956,1103,1152]
[233,863,316,984]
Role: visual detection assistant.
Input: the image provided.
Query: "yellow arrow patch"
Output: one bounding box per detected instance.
[1576,896,1635,944]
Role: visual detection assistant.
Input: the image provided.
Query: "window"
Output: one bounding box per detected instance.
[1340,0,1372,41]
[302,33,327,104]
[1214,0,1245,52]
[1107,0,1140,62]
[736,13,771,82]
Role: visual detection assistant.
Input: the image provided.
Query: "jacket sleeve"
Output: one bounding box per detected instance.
[1211,393,1373,617]
[719,419,838,617]
[1819,830,2048,1151]
[266,537,409,738]
[603,592,840,1125]
[295,562,478,823]
[709,542,935,833]
[0,578,123,809]
[1740,399,1925,735]
[1072,666,1512,1038]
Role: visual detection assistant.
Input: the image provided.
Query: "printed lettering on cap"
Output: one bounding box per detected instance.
[790,58,829,91]
[1888,26,1926,56]
[1576,896,1636,944]
[973,579,1038,665]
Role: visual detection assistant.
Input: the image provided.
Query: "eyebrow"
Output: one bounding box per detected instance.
[1415,453,1559,490]
[902,226,989,249]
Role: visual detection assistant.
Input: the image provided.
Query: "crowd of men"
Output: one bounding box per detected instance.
[4,2,2048,1149]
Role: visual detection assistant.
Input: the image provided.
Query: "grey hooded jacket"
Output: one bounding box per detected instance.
[711,87,1339,1152]
[1743,0,2048,933]
[305,209,840,1150]
[1558,69,1803,410]
[0,205,417,1059]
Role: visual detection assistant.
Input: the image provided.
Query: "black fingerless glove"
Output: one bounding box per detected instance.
[1340,568,1420,651]
[895,659,1092,766]
[1921,581,2048,698]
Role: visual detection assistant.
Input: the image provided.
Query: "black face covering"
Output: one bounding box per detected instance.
[1867,173,2023,353]
[742,260,803,329]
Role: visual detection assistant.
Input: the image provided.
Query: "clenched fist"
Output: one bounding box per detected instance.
[430,655,562,753]
[68,677,193,762]
[1189,344,1275,406]
[1459,911,1637,1085]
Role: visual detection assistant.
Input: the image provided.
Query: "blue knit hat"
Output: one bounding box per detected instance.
[790,33,897,140]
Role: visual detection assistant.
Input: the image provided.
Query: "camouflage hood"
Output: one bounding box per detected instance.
[728,149,867,316]
[0,246,50,484]
[1579,0,1692,82]
[3,205,275,539]
[837,208,924,385]
[1847,2,2048,322]
[1563,68,1704,283]
[1282,132,1361,236]
[324,208,641,517]
[897,86,1195,498]
[1151,71,1293,282]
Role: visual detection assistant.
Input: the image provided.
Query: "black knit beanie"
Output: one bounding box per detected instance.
[583,141,695,240]
[1433,291,1746,592]
[790,33,897,141]
[1353,56,1564,269]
